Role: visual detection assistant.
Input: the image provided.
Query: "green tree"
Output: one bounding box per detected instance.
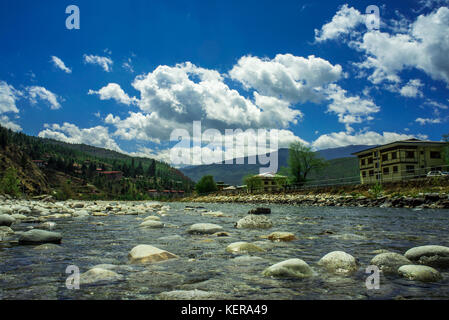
[195,175,218,194]
[0,167,21,197]
[243,174,262,192]
[287,142,328,185]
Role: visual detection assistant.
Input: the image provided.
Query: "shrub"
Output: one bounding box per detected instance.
[0,167,21,197]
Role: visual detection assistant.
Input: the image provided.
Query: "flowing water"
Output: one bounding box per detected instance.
[1,202,448,300]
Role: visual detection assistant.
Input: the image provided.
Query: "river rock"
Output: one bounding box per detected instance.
[143,215,161,221]
[18,229,62,245]
[0,226,14,240]
[0,214,15,227]
[266,232,297,242]
[236,215,273,229]
[370,252,412,274]
[201,211,225,217]
[129,244,178,263]
[248,207,271,215]
[262,259,313,278]
[72,210,90,217]
[33,243,61,250]
[80,267,123,284]
[318,251,358,274]
[35,221,57,230]
[398,265,442,282]
[404,245,449,268]
[139,220,164,228]
[10,213,28,220]
[225,242,265,254]
[187,223,223,234]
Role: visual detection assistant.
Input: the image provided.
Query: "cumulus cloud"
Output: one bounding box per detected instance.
[399,79,424,97]
[312,130,423,150]
[314,4,366,42]
[354,7,449,84]
[38,122,123,152]
[415,117,442,125]
[51,56,72,73]
[0,81,20,114]
[88,83,137,105]
[0,115,22,131]
[228,54,342,104]
[27,86,61,110]
[83,54,113,72]
[325,84,379,131]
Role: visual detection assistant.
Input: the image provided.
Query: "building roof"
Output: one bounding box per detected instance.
[352,139,446,156]
[255,172,287,178]
[223,186,236,190]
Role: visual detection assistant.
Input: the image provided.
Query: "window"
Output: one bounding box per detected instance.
[369,170,374,177]
[430,151,441,159]
[391,152,397,160]
[393,166,398,174]
[361,159,366,166]
[362,171,366,178]
[368,157,373,164]
[382,154,388,161]
[374,151,378,158]
[406,151,415,159]
[383,167,389,174]
[375,162,379,168]
[406,165,415,174]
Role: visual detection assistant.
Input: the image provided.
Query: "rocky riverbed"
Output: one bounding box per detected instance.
[1,198,449,299]
[184,192,449,209]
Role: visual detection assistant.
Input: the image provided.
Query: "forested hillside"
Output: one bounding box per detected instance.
[0,125,193,199]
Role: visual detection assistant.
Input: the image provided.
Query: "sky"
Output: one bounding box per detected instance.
[0,0,448,165]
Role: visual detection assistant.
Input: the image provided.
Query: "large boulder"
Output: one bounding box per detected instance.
[187,223,223,235]
[225,242,265,254]
[398,265,442,282]
[0,226,14,240]
[0,214,15,227]
[318,251,358,274]
[129,244,178,264]
[18,229,62,245]
[143,215,161,221]
[236,215,273,229]
[80,267,123,284]
[370,252,412,274]
[139,220,164,228]
[404,245,449,268]
[263,259,313,278]
[35,221,57,230]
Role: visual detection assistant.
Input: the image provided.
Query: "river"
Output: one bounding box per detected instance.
[1,202,448,300]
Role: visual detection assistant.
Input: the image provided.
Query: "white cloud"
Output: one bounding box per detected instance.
[325,84,380,130]
[314,4,365,42]
[83,54,113,72]
[38,122,123,152]
[312,130,421,150]
[51,56,72,73]
[228,54,342,103]
[27,86,61,110]
[415,117,442,125]
[0,81,20,114]
[0,115,22,131]
[122,58,134,73]
[399,79,424,97]
[354,7,449,84]
[88,83,137,105]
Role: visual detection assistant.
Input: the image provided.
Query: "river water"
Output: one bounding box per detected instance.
[1,202,448,300]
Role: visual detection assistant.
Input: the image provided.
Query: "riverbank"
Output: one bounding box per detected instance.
[182,192,449,209]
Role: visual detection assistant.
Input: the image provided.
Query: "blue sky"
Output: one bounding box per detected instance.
[0,0,448,164]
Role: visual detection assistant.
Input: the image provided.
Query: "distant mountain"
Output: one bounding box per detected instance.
[180,144,373,185]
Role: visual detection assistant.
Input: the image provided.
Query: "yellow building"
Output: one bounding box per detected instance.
[352,139,447,184]
[253,172,288,192]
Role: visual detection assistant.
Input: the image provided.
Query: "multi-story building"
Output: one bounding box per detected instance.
[352,139,447,184]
